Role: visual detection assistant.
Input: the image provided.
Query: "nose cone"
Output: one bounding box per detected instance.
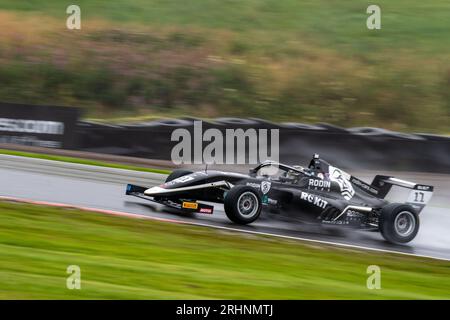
[144,186,167,196]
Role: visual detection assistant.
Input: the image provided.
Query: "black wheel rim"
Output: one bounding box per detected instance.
[237,192,259,218]
[394,211,416,237]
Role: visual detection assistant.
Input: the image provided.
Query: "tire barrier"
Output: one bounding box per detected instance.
[0,101,447,172]
[76,118,450,173]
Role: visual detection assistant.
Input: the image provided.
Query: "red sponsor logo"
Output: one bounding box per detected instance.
[199,208,213,214]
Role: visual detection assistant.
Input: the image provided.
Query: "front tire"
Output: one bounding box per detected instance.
[224,186,262,224]
[165,169,193,183]
[379,203,419,244]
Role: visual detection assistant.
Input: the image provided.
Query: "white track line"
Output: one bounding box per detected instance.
[1,195,449,262]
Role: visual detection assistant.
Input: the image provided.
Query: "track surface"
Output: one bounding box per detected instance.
[1,154,449,261]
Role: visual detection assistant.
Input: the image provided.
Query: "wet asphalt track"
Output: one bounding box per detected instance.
[0,154,449,261]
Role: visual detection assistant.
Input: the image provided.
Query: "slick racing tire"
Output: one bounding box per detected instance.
[165,169,193,183]
[224,186,262,224]
[379,203,419,244]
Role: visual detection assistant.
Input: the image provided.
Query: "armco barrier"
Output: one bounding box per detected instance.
[76,118,450,173]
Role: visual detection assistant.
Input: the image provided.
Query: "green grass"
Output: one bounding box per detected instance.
[1,0,449,52]
[0,201,449,299]
[0,149,170,175]
[0,1,448,132]
[1,0,449,63]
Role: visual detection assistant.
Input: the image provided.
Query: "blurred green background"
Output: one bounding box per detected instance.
[0,1,448,132]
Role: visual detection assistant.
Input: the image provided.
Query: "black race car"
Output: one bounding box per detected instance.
[126,155,434,244]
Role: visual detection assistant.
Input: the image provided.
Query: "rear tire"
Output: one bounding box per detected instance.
[379,203,419,244]
[224,186,262,224]
[165,169,193,183]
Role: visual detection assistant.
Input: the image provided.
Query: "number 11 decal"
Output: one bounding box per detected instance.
[414,192,425,203]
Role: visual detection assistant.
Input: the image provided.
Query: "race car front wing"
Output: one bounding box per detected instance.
[126,184,214,214]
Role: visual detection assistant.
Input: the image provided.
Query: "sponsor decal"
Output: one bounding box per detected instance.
[182,201,198,209]
[300,192,328,209]
[174,176,194,183]
[322,220,349,225]
[416,185,431,191]
[351,177,379,195]
[246,182,260,189]
[329,166,355,200]
[0,118,65,135]
[261,181,271,194]
[166,175,195,187]
[199,207,213,214]
[308,179,331,191]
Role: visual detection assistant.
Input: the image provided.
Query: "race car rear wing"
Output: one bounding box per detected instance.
[371,175,434,213]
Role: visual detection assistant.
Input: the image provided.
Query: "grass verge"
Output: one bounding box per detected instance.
[0,201,449,299]
[0,149,170,175]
